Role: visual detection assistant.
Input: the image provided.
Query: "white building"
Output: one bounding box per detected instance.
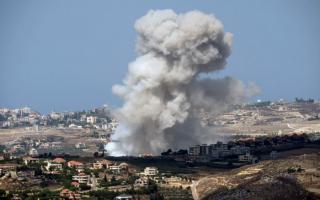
[72,173,90,184]
[2,121,11,128]
[86,116,97,124]
[109,165,121,173]
[69,124,82,129]
[92,161,103,170]
[50,112,62,120]
[75,143,86,149]
[108,119,119,132]
[23,157,39,165]
[80,114,87,122]
[115,194,133,200]
[109,162,128,173]
[101,124,109,130]
[67,161,84,172]
[28,148,39,157]
[134,177,148,188]
[21,107,31,114]
[0,108,9,113]
[143,167,158,176]
[44,161,63,172]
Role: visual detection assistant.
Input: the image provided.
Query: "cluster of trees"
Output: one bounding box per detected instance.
[93,150,105,158]
[0,114,8,121]
[88,190,119,200]
[161,149,188,156]
[0,145,5,153]
[88,185,164,200]
[0,189,59,200]
[99,175,122,188]
[287,166,304,174]
[295,98,314,103]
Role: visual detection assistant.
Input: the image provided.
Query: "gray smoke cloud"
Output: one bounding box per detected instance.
[108,10,259,156]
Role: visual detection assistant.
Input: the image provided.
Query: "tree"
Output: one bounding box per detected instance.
[40,180,49,188]
[0,189,6,197]
[100,175,109,188]
[161,149,172,156]
[93,152,99,158]
[111,175,116,183]
[92,131,99,138]
[93,170,99,177]
[101,150,105,157]
[80,183,91,191]
[0,145,5,153]
[0,114,7,122]
[34,168,43,176]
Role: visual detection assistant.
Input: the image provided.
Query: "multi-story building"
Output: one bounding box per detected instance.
[189,145,200,156]
[67,161,84,172]
[109,165,121,173]
[0,164,17,174]
[92,161,103,170]
[75,143,86,149]
[200,144,209,155]
[189,142,249,159]
[134,177,148,188]
[44,161,63,173]
[108,119,119,132]
[28,148,39,157]
[60,189,81,200]
[230,145,250,155]
[23,157,39,165]
[108,162,128,173]
[86,116,97,124]
[50,112,62,120]
[143,167,159,176]
[72,173,89,184]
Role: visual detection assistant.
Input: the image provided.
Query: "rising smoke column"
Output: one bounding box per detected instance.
[109,10,258,156]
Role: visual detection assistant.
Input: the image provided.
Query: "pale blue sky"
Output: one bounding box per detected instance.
[1,0,319,113]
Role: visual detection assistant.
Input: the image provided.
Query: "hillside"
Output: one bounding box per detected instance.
[192,151,320,200]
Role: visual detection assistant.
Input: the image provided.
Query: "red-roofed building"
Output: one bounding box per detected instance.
[67,161,84,172]
[60,189,81,199]
[92,159,114,169]
[52,157,66,164]
[71,181,80,188]
[101,159,114,168]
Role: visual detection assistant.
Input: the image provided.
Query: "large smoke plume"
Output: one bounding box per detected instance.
[108,10,258,156]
